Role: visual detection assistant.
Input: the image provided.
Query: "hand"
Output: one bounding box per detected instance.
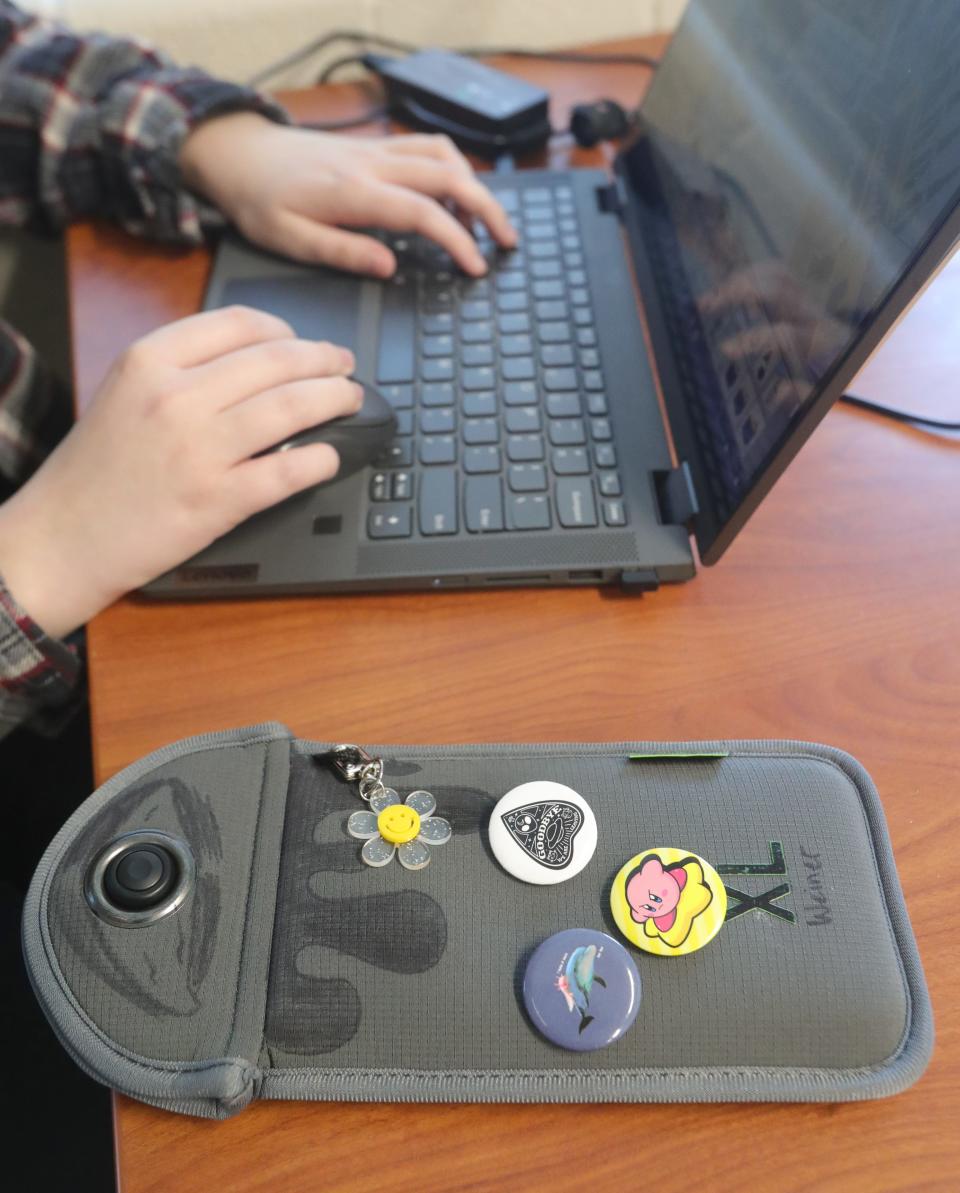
[0,307,360,638]
[179,114,517,277]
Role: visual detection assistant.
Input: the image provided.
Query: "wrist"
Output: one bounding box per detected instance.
[179,110,276,205]
[0,492,119,639]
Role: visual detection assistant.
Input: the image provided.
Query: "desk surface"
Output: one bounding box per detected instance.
[65,36,960,1193]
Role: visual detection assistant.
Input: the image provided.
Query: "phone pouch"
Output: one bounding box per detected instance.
[22,724,932,1118]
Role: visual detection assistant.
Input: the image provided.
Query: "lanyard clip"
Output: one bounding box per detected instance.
[326,744,383,789]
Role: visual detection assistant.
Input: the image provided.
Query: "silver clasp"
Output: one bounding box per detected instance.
[328,744,384,799]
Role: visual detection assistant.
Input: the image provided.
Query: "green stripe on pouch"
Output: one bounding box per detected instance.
[628,752,729,760]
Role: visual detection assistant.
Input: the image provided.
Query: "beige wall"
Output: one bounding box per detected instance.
[27,1,688,85]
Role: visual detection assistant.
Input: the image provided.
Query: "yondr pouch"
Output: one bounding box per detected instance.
[22,725,932,1119]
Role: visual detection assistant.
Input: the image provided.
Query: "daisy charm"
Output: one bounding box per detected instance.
[347,788,452,870]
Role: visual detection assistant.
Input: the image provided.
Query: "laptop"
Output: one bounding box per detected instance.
[148,0,960,598]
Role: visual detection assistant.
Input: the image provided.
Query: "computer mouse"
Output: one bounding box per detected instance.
[278,381,397,480]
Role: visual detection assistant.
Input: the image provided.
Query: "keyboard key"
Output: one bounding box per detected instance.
[377,282,416,383]
[422,357,454,382]
[535,300,568,321]
[459,278,491,299]
[461,320,493,343]
[394,409,413,436]
[576,326,597,347]
[525,203,552,222]
[497,291,529,312]
[598,471,622,497]
[422,312,453,334]
[461,299,492,320]
[541,344,575,367]
[533,279,564,300]
[465,475,504,532]
[462,343,494,367]
[421,407,455,434]
[509,493,551,530]
[602,499,627,526]
[538,321,571,343]
[419,469,458,535]
[568,270,587,287]
[556,478,598,528]
[570,287,590,307]
[498,312,530,334]
[503,381,537,406]
[529,240,560,259]
[549,419,586,446]
[543,367,578,391]
[464,445,501,473]
[420,435,457,465]
[546,392,581,419]
[573,307,593,326]
[505,407,541,434]
[561,234,581,251]
[500,334,533,356]
[579,347,600,368]
[369,505,412,538]
[507,434,545,462]
[463,418,499,445]
[502,356,536,381]
[421,334,453,357]
[509,463,547,492]
[463,391,496,417]
[370,472,390,501]
[523,187,551,204]
[526,222,557,240]
[462,366,496,390]
[392,471,413,500]
[421,382,454,407]
[380,383,413,409]
[493,188,518,210]
[375,440,414,467]
[551,447,590,475]
[590,417,612,441]
[586,392,608,416]
[496,271,526,291]
[582,369,604,391]
[558,217,577,234]
[594,443,616,468]
[564,251,584,269]
[530,259,562,279]
[421,288,454,311]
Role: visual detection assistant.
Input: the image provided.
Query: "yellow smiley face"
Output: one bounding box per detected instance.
[377,805,421,845]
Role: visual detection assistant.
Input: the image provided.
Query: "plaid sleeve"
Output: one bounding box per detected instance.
[0,571,82,740]
[0,1,289,243]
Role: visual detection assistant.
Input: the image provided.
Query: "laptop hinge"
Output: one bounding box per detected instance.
[653,461,699,528]
[595,177,627,217]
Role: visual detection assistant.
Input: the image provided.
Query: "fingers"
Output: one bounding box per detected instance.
[226,375,363,459]
[128,306,295,369]
[271,211,397,276]
[191,337,355,409]
[376,157,517,248]
[229,441,342,521]
[344,178,489,275]
[383,133,475,177]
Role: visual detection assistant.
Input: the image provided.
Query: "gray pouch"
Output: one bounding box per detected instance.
[22,724,932,1119]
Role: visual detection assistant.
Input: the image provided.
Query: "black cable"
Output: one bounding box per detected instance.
[840,392,960,431]
[300,107,389,131]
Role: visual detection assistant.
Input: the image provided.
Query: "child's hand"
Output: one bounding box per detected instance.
[0,307,360,638]
[179,115,517,277]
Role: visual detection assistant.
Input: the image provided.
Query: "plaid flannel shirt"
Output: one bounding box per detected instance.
[0,0,286,738]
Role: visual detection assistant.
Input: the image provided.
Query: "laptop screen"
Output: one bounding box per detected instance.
[619,0,960,562]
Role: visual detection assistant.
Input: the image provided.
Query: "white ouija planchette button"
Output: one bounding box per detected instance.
[488,780,598,885]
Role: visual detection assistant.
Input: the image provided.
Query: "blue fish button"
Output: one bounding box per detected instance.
[522,929,641,1052]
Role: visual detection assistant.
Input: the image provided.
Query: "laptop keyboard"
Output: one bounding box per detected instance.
[365,183,627,540]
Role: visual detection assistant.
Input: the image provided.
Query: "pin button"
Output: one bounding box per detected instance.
[610,847,727,956]
[488,780,597,884]
[523,929,641,1051]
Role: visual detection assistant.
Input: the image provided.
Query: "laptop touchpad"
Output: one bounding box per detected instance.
[220,276,362,353]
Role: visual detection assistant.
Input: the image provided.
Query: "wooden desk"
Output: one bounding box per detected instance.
[65,36,960,1193]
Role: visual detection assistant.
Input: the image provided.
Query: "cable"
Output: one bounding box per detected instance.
[248,28,659,88]
[300,107,388,131]
[840,392,960,430]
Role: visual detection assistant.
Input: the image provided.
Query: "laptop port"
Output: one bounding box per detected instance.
[569,569,604,580]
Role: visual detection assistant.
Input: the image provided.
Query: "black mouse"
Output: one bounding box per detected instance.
[276,381,397,480]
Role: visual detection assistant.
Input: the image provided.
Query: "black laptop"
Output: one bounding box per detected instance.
[148,0,960,597]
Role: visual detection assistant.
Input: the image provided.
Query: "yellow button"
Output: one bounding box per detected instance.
[377,805,421,845]
[610,847,727,956]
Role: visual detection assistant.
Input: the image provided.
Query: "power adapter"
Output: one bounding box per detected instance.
[364,49,551,157]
